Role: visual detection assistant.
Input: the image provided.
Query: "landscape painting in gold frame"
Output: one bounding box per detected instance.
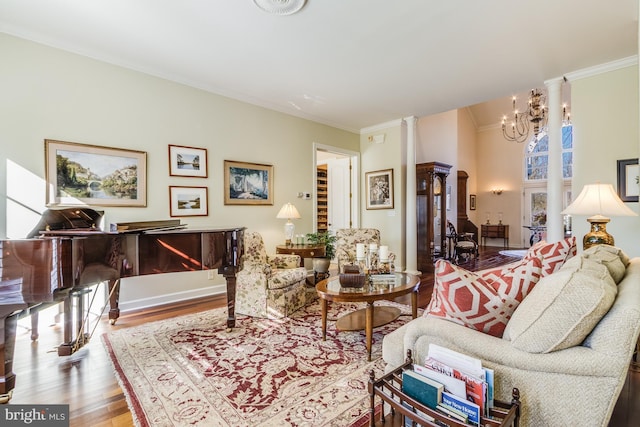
[224,160,273,205]
[45,139,147,207]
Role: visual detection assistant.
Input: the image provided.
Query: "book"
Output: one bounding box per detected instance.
[484,367,495,409]
[436,403,468,423]
[441,391,481,427]
[413,363,467,399]
[402,370,444,410]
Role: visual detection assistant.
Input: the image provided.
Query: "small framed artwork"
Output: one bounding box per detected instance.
[169,186,208,217]
[470,194,477,210]
[224,160,273,205]
[45,139,147,207]
[168,144,208,178]
[446,185,451,211]
[366,168,394,210]
[617,158,639,202]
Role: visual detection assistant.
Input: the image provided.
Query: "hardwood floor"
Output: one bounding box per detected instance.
[7,247,639,426]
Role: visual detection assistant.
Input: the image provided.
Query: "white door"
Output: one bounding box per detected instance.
[523,184,573,247]
[327,157,351,233]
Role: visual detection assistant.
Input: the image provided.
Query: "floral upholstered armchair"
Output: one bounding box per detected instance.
[236,231,308,318]
[335,228,381,272]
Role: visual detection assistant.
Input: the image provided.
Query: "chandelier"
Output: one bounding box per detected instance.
[502,89,547,144]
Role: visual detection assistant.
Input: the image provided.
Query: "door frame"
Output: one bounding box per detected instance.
[312,143,360,231]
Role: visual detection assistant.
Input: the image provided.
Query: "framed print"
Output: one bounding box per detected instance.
[45,139,147,207]
[366,168,394,209]
[224,160,273,205]
[470,194,477,210]
[169,186,208,217]
[168,144,208,178]
[617,158,639,202]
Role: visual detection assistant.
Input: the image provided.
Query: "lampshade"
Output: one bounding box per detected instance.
[276,203,301,220]
[561,183,637,249]
[276,203,301,245]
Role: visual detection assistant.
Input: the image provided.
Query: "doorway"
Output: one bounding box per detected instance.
[313,144,360,234]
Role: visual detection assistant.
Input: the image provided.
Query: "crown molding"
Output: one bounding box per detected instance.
[360,119,403,134]
[565,56,638,82]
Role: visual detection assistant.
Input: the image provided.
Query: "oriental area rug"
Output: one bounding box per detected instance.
[102,300,417,427]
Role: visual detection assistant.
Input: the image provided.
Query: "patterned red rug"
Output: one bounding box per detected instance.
[102,300,416,427]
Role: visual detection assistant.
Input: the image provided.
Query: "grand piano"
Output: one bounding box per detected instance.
[0,208,244,402]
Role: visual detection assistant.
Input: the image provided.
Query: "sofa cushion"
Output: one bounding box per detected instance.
[503,259,617,353]
[562,245,629,284]
[425,257,543,337]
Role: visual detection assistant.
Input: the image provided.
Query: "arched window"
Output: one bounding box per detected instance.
[525,125,573,181]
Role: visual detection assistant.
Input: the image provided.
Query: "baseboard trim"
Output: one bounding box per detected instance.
[118,284,227,313]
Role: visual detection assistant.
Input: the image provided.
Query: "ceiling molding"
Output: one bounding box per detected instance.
[360,119,403,135]
[565,56,638,82]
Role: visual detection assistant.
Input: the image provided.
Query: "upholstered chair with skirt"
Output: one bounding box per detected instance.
[335,228,381,272]
[236,231,308,318]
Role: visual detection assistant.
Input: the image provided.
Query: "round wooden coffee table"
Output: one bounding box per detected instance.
[316,272,420,361]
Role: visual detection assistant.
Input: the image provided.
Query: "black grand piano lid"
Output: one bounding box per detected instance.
[26,208,104,237]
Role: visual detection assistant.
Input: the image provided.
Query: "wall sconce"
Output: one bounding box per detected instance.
[492,188,503,195]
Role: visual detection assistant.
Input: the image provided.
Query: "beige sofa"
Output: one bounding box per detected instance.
[383,245,640,427]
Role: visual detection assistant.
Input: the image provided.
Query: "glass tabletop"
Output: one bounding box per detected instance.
[323,272,417,295]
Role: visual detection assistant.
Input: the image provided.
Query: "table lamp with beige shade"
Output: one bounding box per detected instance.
[276,202,301,245]
[561,183,637,249]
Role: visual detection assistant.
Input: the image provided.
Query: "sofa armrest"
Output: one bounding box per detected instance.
[397,316,624,378]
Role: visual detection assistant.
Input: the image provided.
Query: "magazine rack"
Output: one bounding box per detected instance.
[368,350,520,427]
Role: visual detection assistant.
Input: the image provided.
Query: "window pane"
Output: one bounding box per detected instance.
[562,152,573,178]
[527,155,548,180]
[562,125,573,150]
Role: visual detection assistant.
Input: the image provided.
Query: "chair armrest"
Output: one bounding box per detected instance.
[267,254,302,269]
[239,262,272,277]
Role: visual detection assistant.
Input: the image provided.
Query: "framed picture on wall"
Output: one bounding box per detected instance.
[224,160,273,205]
[365,168,394,209]
[168,144,208,178]
[45,139,147,207]
[470,194,477,210]
[169,186,208,216]
[617,158,639,202]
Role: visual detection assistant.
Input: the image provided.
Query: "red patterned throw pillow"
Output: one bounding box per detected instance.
[426,257,543,337]
[525,237,576,275]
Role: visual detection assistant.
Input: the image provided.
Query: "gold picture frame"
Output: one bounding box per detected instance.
[224,160,273,205]
[45,139,147,207]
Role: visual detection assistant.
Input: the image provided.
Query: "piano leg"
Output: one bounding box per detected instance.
[107,278,120,325]
[0,310,23,404]
[223,272,237,331]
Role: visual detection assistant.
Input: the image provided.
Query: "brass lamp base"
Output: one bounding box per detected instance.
[583,215,614,250]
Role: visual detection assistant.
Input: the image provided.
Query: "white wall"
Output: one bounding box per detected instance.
[360,124,405,270]
[569,64,639,256]
[0,33,359,311]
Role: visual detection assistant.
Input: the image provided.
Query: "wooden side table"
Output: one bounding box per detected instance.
[276,244,325,267]
[481,224,509,248]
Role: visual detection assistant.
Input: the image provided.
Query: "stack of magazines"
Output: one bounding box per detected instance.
[401,344,494,427]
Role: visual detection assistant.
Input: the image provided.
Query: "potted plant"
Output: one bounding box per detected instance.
[305,231,336,274]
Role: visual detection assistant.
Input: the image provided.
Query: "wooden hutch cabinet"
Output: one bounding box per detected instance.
[416,161,451,273]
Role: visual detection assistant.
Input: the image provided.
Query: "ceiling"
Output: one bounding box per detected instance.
[0,0,637,133]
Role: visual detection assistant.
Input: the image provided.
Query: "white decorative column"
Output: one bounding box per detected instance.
[545,77,564,242]
[404,116,420,274]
